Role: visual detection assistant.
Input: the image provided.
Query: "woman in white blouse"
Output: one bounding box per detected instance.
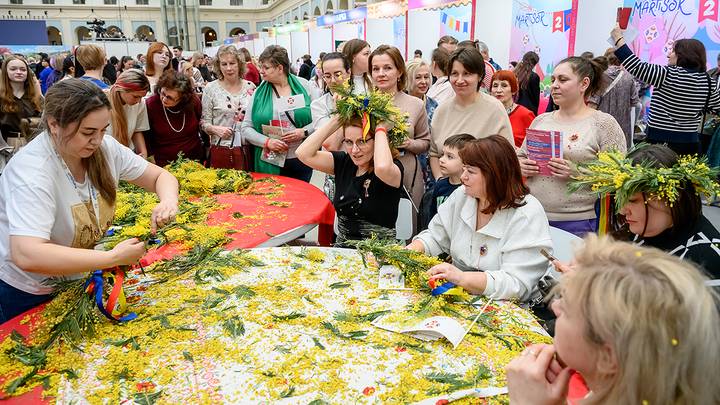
[201,45,256,152]
[406,135,551,302]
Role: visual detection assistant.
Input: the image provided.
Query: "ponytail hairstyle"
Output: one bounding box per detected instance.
[342,39,372,92]
[514,51,539,91]
[109,69,150,147]
[557,55,605,98]
[43,78,116,204]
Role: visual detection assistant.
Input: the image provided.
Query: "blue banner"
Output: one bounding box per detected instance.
[317,7,367,27]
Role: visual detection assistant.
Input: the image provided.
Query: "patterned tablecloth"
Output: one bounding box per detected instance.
[1,247,550,404]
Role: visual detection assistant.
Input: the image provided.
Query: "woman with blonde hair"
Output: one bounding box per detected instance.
[202,45,256,152]
[506,234,720,404]
[190,52,206,90]
[179,61,199,93]
[0,55,43,156]
[405,59,437,187]
[107,69,151,157]
[144,42,173,92]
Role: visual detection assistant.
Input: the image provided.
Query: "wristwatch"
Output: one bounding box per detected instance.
[304,129,309,138]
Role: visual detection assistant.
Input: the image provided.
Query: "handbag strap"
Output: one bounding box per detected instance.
[700,73,712,131]
[270,83,299,128]
[214,131,238,147]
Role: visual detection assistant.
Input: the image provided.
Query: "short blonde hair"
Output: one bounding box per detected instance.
[212,45,246,80]
[75,44,106,71]
[560,235,720,404]
[404,59,430,94]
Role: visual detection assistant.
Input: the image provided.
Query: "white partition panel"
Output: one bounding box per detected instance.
[253,38,264,56]
[334,21,361,41]
[408,10,440,63]
[263,36,276,51]
[366,18,394,49]
[575,0,622,57]
[474,0,513,69]
[309,26,333,59]
[291,31,310,61]
[276,34,292,55]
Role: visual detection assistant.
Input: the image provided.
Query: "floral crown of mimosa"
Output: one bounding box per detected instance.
[333,82,409,148]
[569,147,720,209]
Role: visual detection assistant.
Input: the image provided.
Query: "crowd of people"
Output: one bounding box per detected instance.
[1,23,720,403]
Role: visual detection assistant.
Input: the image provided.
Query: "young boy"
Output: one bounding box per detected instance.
[420,133,475,230]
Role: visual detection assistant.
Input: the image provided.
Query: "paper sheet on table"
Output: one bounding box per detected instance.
[412,386,509,404]
[377,264,408,290]
[373,315,466,348]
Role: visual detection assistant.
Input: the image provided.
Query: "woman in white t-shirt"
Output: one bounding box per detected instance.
[107,69,151,158]
[0,79,179,323]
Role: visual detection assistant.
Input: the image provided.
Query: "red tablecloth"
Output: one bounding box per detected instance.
[141,173,335,265]
[0,173,335,403]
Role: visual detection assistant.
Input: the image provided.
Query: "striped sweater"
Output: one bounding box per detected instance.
[615,44,720,143]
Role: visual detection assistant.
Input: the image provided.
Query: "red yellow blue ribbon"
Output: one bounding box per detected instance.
[361,111,371,141]
[84,267,137,322]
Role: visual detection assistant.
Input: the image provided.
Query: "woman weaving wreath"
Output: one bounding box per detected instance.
[297,86,408,246]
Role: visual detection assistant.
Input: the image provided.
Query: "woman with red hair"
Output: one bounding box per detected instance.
[144,42,173,93]
[406,135,551,302]
[491,70,535,147]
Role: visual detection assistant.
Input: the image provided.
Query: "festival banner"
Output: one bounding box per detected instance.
[367,0,407,19]
[624,0,720,67]
[510,0,578,81]
[317,7,367,27]
[439,5,471,41]
[408,0,471,11]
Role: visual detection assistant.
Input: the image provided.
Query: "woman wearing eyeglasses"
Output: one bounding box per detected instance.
[297,114,403,246]
[310,52,352,200]
[145,70,204,166]
[241,45,314,181]
[201,45,256,160]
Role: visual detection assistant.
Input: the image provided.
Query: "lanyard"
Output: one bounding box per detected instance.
[51,141,101,231]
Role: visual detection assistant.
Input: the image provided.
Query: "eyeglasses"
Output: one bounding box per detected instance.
[322,72,346,81]
[159,91,179,103]
[342,138,373,149]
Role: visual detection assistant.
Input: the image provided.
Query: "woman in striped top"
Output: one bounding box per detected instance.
[611,24,720,155]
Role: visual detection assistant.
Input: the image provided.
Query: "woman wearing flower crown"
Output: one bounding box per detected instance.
[571,144,720,277]
[296,90,405,246]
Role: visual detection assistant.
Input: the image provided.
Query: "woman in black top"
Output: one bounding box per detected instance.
[514,51,540,115]
[297,115,403,246]
[606,145,720,277]
[0,56,43,147]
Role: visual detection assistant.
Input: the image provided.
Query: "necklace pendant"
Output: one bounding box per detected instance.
[363,179,371,198]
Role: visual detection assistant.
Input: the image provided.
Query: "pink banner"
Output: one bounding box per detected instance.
[699,0,719,23]
[407,0,470,11]
[552,11,564,32]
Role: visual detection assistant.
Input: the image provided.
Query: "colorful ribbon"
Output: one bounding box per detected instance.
[84,268,137,322]
[113,80,148,92]
[428,279,464,296]
[361,111,371,141]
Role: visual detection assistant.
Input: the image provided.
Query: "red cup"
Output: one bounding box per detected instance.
[617,7,632,30]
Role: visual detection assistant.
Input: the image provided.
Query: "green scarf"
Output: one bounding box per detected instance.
[251,75,313,174]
